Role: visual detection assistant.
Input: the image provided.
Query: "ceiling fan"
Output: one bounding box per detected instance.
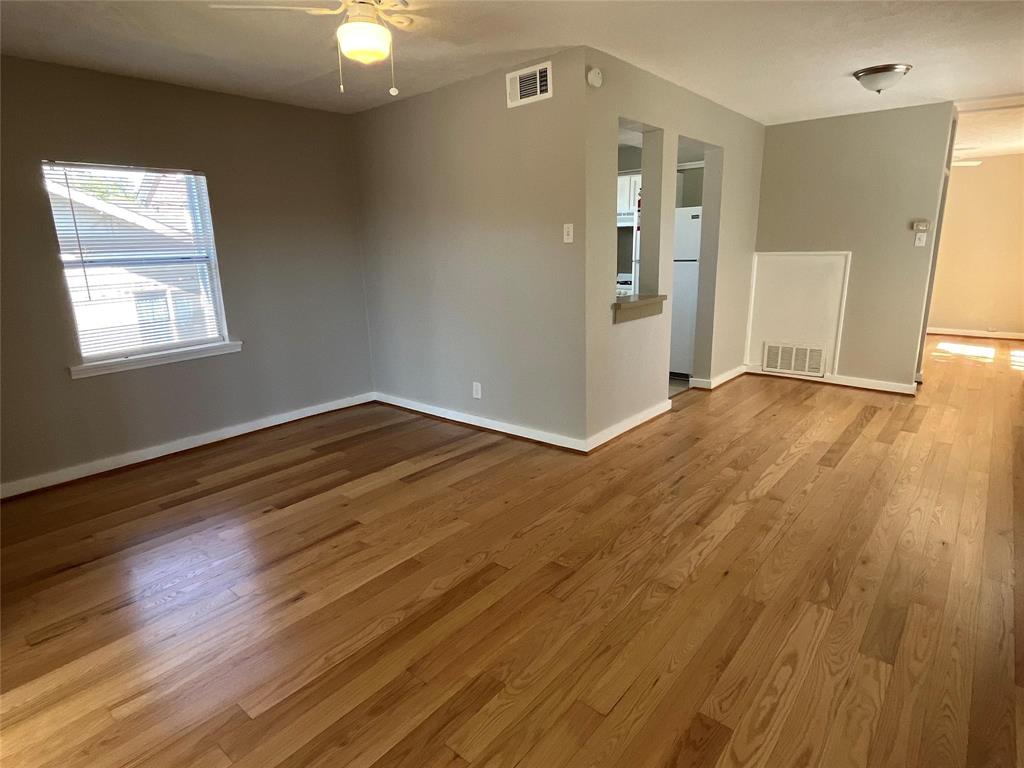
[209,0,413,96]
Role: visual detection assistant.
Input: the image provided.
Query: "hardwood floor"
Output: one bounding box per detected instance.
[1,334,1020,768]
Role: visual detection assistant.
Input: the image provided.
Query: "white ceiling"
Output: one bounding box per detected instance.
[2,1,1022,130]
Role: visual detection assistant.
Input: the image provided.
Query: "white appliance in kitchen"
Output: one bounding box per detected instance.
[670,206,701,375]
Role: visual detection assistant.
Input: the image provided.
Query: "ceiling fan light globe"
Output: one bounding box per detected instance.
[337,20,391,64]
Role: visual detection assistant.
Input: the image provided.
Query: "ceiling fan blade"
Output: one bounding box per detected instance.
[384,13,413,27]
[208,4,344,14]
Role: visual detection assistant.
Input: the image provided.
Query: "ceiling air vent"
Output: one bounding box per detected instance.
[507,61,552,108]
[762,341,827,378]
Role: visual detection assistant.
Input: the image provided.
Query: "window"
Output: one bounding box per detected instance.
[42,162,238,377]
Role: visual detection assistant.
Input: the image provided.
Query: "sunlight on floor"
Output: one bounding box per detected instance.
[1011,350,1024,371]
[933,341,995,362]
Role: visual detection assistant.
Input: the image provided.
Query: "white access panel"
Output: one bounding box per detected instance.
[670,260,699,375]
[745,251,851,376]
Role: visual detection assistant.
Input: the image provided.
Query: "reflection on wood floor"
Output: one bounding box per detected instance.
[1,334,1021,768]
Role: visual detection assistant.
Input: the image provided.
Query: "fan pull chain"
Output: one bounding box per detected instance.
[337,35,345,93]
[388,44,398,96]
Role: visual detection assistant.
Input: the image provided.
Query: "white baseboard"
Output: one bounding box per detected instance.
[1,392,377,498]
[690,364,747,390]
[743,366,917,395]
[585,399,672,451]
[376,392,670,452]
[0,391,684,497]
[927,327,1024,341]
[826,373,918,395]
[372,392,589,451]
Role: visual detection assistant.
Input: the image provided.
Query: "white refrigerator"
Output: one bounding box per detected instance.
[670,206,701,375]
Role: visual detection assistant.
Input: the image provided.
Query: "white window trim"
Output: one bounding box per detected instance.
[43,160,238,373]
[69,339,242,379]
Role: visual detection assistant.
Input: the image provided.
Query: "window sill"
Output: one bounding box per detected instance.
[69,340,243,379]
[611,294,667,324]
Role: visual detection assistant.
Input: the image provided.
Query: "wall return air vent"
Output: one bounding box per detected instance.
[506,61,552,108]
[762,341,827,378]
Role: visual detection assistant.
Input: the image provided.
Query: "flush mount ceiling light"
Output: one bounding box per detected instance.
[211,0,412,96]
[853,63,913,94]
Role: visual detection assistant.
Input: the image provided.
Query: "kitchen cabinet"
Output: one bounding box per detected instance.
[616,173,641,216]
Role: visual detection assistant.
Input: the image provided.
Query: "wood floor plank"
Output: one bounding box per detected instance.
[1016,686,1024,768]
[820,404,884,468]
[0,335,1018,768]
[610,594,763,768]
[665,713,733,768]
[711,600,833,768]
[818,654,893,768]
[366,674,504,768]
[866,602,943,768]
[761,433,925,767]
[915,467,990,768]
[965,578,1017,768]
[1013,423,1024,687]
[860,441,951,664]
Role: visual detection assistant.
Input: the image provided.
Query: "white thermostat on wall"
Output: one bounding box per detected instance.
[586,67,603,88]
[911,219,930,247]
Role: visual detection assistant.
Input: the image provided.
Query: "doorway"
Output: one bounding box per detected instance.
[668,135,713,397]
[921,105,1024,375]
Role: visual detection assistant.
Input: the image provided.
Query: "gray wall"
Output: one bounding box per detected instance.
[677,168,704,207]
[1,57,373,483]
[618,145,642,173]
[757,103,954,386]
[351,48,589,439]
[583,48,766,436]
[3,51,953,485]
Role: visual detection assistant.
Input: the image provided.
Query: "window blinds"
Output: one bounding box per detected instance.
[42,162,229,361]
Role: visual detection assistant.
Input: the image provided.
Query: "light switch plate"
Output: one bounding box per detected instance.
[472,381,482,399]
[563,223,574,243]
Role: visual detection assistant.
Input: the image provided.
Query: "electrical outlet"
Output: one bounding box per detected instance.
[563,223,574,243]
[472,381,482,399]
[914,232,928,247]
